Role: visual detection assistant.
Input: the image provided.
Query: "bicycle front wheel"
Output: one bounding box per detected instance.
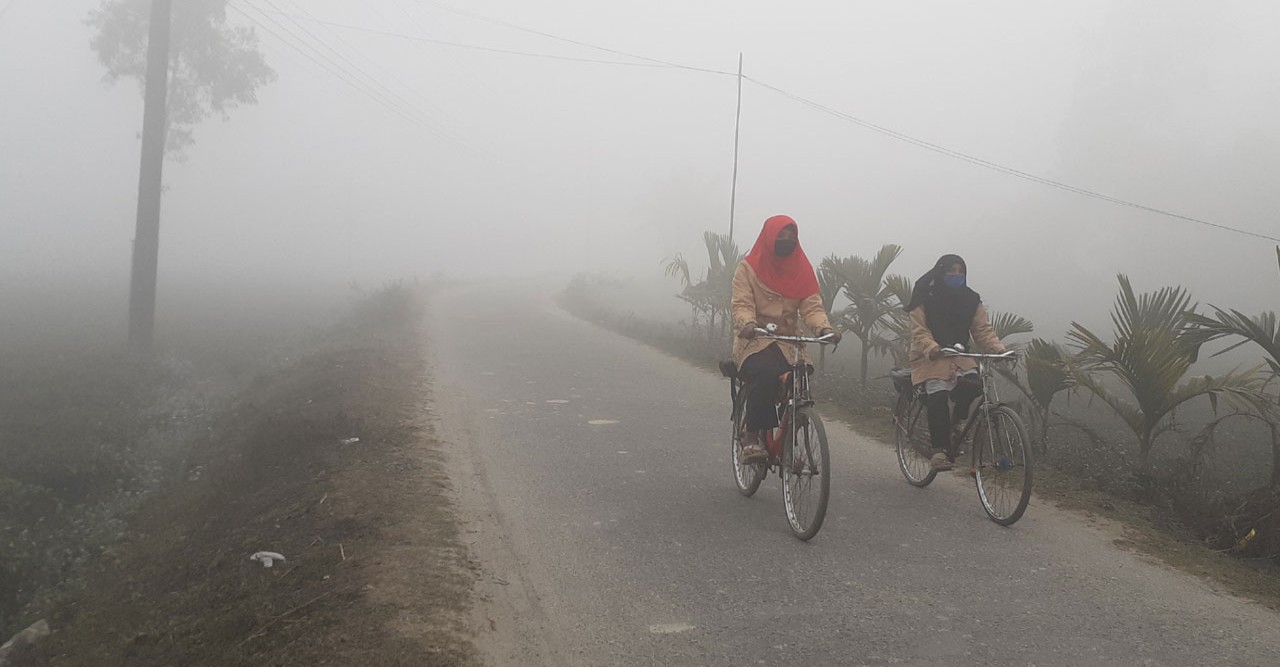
[782,407,830,541]
[895,394,937,487]
[972,405,1033,525]
[731,390,764,497]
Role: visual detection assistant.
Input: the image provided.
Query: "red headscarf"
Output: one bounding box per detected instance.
[743,215,820,299]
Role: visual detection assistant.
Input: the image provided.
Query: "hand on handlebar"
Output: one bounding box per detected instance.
[738,323,758,339]
[820,327,842,345]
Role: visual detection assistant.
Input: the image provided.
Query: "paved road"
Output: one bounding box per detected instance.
[429,283,1280,667]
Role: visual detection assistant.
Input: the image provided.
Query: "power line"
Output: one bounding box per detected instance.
[405,3,1277,243]
[231,1,431,130]
[744,76,1280,243]
[247,2,1278,243]
[379,0,515,100]
[416,0,737,76]
[253,10,683,69]
[230,1,475,154]
[245,0,474,152]
[269,0,479,152]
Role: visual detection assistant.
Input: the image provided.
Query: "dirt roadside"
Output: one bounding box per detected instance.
[13,287,479,666]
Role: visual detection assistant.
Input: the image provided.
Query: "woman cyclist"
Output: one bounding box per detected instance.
[905,254,1007,471]
[731,215,841,463]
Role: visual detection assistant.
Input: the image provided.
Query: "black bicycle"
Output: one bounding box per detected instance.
[891,347,1033,525]
[719,326,835,541]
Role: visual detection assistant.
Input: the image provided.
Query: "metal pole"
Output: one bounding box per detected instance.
[128,0,172,359]
[728,53,743,243]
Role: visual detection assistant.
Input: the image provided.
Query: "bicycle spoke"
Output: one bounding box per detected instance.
[782,408,830,540]
[896,396,936,486]
[973,407,1033,525]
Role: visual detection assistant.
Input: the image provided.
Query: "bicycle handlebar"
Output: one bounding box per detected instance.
[752,328,836,344]
[940,347,1018,360]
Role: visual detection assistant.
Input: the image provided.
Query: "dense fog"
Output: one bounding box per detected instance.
[2,1,1278,342]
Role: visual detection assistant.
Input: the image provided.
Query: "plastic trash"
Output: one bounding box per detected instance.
[250,551,286,568]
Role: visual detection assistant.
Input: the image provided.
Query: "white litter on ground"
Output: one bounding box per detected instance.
[249,551,286,568]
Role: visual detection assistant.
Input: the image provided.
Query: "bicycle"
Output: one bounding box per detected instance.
[719,325,836,541]
[891,346,1033,525]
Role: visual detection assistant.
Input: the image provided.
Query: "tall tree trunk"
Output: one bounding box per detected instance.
[859,337,870,387]
[127,0,173,359]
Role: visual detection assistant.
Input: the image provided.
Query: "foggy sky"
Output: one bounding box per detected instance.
[2,0,1278,342]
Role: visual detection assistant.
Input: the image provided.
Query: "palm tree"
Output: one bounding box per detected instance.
[703,231,743,339]
[983,311,1062,445]
[1067,275,1266,473]
[816,258,844,370]
[662,253,705,328]
[880,274,915,368]
[823,244,904,386]
[1022,338,1076,443]
[662,232,743,339]
[1183,246,1280,486]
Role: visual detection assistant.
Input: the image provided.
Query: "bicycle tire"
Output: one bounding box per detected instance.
[731,390,764,497]
[972,405,1033,525]
[895,394,937,487]
[782,407,830,541]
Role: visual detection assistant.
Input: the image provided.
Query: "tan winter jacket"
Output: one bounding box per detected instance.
[909,303,1006,385]
[731,261,832,368]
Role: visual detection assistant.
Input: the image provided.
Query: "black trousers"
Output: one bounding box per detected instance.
[925,378,981,453]
[740,344,790,432]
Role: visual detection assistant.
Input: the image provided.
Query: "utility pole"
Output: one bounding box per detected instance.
[128,0,173,359]
[728,53,743,243]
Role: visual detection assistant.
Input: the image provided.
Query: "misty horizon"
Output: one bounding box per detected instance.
[2,0,1278,345]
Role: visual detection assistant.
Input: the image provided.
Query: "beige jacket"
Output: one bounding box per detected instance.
[731,261,832,368]
[909,303,1006,385]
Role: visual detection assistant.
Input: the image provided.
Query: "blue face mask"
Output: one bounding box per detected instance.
[943,274,967,289]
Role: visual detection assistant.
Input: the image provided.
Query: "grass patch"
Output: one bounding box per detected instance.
[5,283,476,665]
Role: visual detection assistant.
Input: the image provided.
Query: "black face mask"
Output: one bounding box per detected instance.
[774,239,797,256]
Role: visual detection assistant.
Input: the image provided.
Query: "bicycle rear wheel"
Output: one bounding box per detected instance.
[895,394,937,487]
[731,390,764,497]
[972,405,1033,525]
[782,407,830,541]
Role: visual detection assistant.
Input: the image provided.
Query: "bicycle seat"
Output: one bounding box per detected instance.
[718,360,738,379]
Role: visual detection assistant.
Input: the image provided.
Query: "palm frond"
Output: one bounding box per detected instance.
[1186,308,1280,372]
[1166,366,1268,418]
[885,274,914,308]
[817,260,843,313]
[1072,370,1144,437]
[989,310,1034,342]
[1025,338,1074,409]
[869,244,904,283]
[662,254,692,288]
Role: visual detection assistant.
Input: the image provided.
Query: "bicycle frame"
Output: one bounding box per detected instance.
[939,349,1017,460]
[896,349,1017,458]
[746,330,834,464]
